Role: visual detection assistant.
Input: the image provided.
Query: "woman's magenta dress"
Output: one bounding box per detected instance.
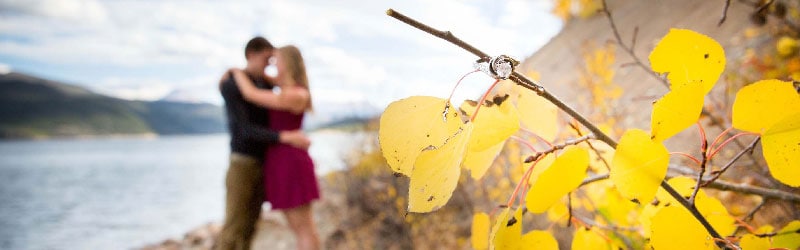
[263,109,319,210]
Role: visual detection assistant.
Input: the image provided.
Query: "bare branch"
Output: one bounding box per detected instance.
[704,137,761,186]
[718,0,732,26]
[670,166,800,203]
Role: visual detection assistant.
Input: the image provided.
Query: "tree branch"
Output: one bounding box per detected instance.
[703,137,761,186]
[718,0,732,26]
[670,166,800,203]
[387,8,728,248]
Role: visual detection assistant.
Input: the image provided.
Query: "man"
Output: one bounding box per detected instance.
[215,36,310,250]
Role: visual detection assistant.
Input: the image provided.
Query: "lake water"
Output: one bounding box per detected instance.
[0,131,369,250]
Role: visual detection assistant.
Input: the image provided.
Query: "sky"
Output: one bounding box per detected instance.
[0,0,562,117]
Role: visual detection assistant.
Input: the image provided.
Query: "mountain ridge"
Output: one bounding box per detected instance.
[0,72,226,139]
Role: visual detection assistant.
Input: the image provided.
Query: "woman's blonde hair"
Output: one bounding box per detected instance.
[278,45,312,112]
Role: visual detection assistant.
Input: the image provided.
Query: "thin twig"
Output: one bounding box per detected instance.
[690,126,710,205]
[580,173,610,187]
[669,166,800,203]
[743,199,766,222]
[573,215,641,232]
[703,137,761,186]
[567,192,573,227]
[569,123,611,171]
[718,0,732,26]
[601,0,668,88]
[528,134,595,160]
[387,8,728,248]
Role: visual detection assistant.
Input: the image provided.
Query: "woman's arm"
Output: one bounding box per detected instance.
[231,69,309,114]
[231,68,282,109]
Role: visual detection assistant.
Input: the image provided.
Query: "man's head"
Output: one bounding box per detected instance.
[244,36,274,70]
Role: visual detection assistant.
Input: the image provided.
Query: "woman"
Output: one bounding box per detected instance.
[230,45,320,250]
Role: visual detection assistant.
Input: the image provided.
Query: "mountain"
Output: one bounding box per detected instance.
[0,72,226,139]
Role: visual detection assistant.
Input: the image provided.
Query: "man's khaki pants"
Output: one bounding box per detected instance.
[215,153,264,250]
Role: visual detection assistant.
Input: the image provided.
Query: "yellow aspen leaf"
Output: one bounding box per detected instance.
[463,141,505,180]
[515,85,560,142]
[610,129,670,204]
[526,147,589,213]
[642,177,736,237]
[472,212,490,250]
[572,226,613,250]
[650,83,705,142]
[773,220,800,249]
[640,176,697,236]
[740,233,770,250]
[379,96,466,176]
[761,112,800,187]
[520,230,559,250]
[593,185,638,227]
[777,36,799,57]
[732,79,800,133]
[461,98,521,152]
[527,153,556,185]
[490,207,522,250]
[695,194,737,236]
[651,205,718,250]
[408,123,473,213]
[546,197,569,225]
[649,28,726,93]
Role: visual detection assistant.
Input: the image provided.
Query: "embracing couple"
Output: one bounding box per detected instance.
[215,37,320,250]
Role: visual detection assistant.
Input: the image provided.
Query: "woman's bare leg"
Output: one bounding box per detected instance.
[282,204,319,250]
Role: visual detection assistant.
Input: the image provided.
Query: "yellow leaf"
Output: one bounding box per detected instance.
[472,212,490,250]
[571,226,612,250]
[695,193,737,236]
[649,28,726,93]
[491,207,522,250]
[762,112,800,187]
[650,84,705,142]
[641,177,736,237]
[610,129,670,204]
[740,233,770,250]
[651,205,718,250]
[777,36,799,57]
[520,230,559,250]
[526,146,589,213]
[379,96,465,176]
[515,85,560,142]
[463,141,505,180]
[408,123,473,212]
[732,79,800,133]
[461,98,521,151]
[546,197,569,225]
[527,153,556,185]
[773,220,800,249]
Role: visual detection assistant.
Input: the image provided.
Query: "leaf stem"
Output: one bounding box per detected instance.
[703,137,761,186]
[670,152,702,166]
[470,79,502,122]
[707,132,759,160]
[446,69,479,103]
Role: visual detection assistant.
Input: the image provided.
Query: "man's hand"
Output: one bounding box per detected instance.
[279,130,311,150]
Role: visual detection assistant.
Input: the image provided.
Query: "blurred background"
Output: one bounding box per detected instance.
[2,0,800,249]
[0,0,560,249]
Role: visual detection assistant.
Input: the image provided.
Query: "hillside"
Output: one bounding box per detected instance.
[0,72,226,139]
[518,0,753,144]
